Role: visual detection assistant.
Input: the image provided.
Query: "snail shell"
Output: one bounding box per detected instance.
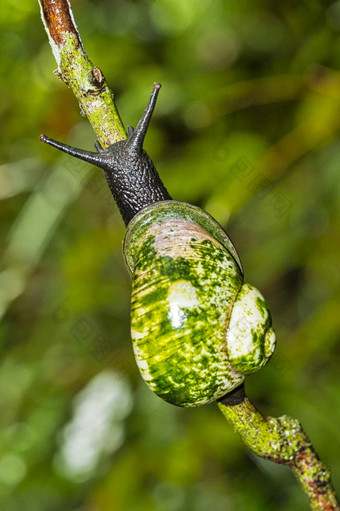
[124,201,276,407]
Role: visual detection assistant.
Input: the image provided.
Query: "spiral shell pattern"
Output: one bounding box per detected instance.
[124,201,275,407]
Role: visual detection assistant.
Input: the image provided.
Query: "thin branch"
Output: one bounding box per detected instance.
[38,0,126,147]
[38,2,339,510]
[219,389,339,511]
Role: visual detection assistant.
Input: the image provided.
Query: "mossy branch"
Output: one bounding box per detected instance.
[38,1,339,509]
[39,0,126,147]
[219,386,339,510]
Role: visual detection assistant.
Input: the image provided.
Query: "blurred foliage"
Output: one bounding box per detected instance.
[0,0,339,509]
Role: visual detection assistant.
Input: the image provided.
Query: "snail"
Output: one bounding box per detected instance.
[40,82,276,407]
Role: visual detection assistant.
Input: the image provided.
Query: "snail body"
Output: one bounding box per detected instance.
[40,83,171,226]
[41,82,276,407]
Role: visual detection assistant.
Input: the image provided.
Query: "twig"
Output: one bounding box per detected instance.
[219,386,339,510]
[38,0,126,147]
[38,1,339,509]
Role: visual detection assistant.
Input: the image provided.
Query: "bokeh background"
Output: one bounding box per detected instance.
[1,0,340,509]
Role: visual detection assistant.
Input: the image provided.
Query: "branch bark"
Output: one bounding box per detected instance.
[219,386,339,510]
[38,1,339,509]
[39,0,126,147]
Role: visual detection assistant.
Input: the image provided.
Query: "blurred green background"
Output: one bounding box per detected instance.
[0,0,339,509]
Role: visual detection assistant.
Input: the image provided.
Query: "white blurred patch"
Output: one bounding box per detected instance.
[54,371,133,482]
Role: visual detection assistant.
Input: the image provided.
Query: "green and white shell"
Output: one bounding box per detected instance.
[124,201,276,407]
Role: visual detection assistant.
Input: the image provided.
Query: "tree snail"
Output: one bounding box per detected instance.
[40,83,276,407]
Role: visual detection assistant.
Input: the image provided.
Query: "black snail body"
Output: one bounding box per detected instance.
[40,83,171,225]
[41,83,276,407]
